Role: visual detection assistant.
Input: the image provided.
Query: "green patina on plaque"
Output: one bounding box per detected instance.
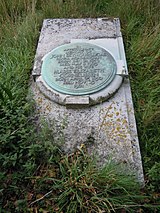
[41,42,117,95]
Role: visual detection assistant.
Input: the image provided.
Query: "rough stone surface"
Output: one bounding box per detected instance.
[32,18,121,77]
[31,18,144,184]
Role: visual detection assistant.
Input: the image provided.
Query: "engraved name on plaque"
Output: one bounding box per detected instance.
[42,42,117,95]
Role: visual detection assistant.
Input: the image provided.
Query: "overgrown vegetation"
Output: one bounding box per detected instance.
[0,0,160,212]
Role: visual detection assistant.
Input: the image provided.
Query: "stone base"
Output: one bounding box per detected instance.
[31,77,144,183]
[31,18,144,184]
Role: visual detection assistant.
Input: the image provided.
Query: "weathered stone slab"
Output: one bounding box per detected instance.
[31,18,144,184]
[32,18,121,77]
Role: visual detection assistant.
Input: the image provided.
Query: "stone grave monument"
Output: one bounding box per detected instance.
[32,18,144,183]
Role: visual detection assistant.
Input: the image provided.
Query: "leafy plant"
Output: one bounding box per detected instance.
[148,162,160,192]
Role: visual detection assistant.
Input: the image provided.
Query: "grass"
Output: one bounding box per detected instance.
[36,150,143,213]
[0,0,160,212]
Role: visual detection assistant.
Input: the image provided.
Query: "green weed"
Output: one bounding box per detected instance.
[49,150,143,213]
[20,148,144,213]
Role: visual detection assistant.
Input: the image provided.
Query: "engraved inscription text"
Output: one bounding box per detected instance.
[50,46,113,89]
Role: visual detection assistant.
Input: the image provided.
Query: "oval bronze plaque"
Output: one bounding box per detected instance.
[41,42,117,95]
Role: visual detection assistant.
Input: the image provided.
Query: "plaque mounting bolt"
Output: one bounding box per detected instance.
[116,60,128,77]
